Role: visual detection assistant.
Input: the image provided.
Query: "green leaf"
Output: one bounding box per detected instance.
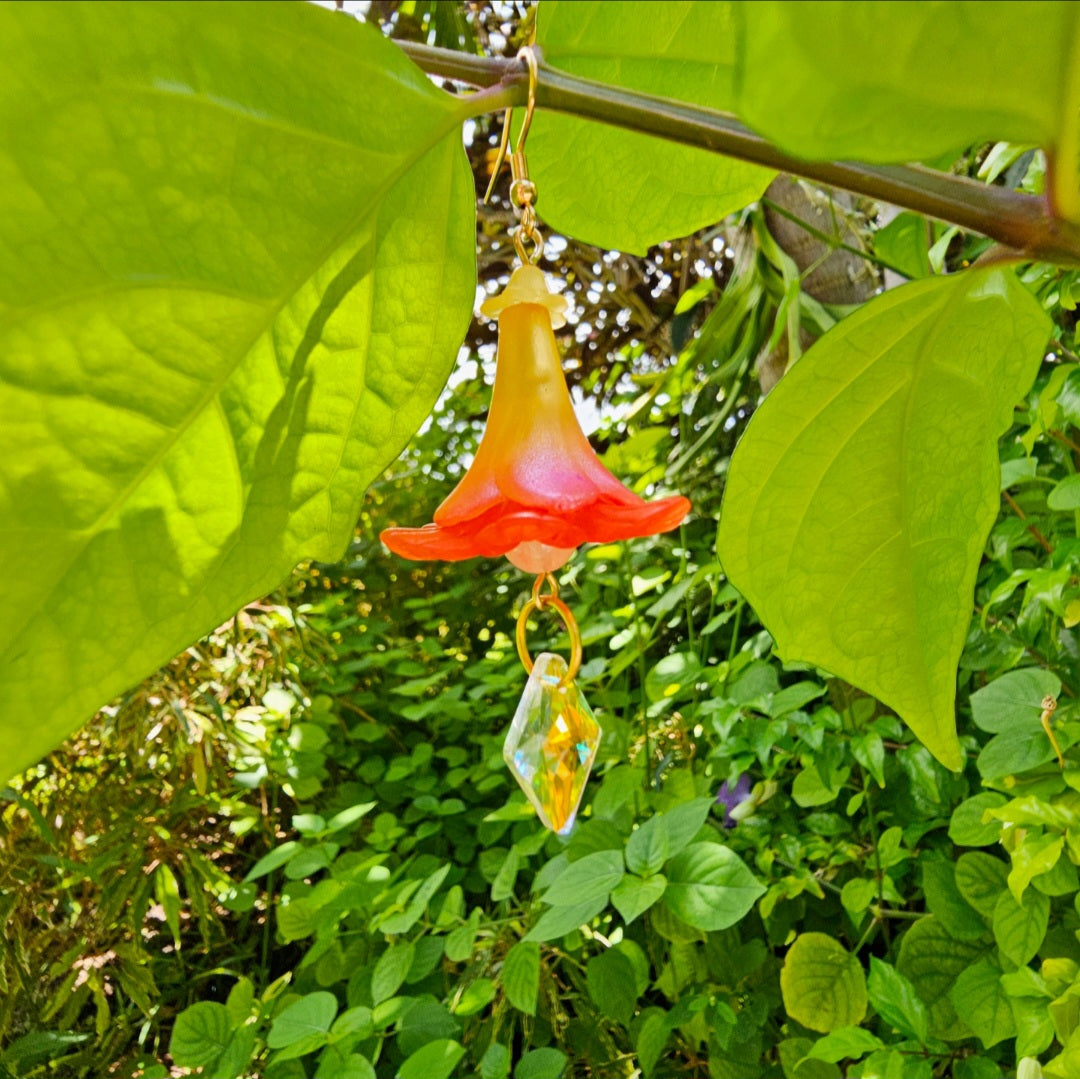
[332,1008,374,1040]
[949,792,1008,847]
[0,1,475,781]
[921,854,987,940]
[524,896,608,943]
[491,847,520,902]
[663,842,764,931]
[586,947,639,1025]
[780,933,868,1034]
[372,943,415,1005]
[949,959,1016,1049]
[1049,473,1080,510]
[531,1,773,253]
[635,1011,671,1079]
[804,1026,883,1063]
[956,853,1009,917]
[380,864,451,935]
[957,1061,1006,1079]
[792,763,849,808]
[970,669,1062,732]
[244,842,302,883]
[267,992,337,1054]
[214,1029,256,1078]
[396,1003,458,1059]
[396,1039,466,1079]
[154,863,182,950]
[645,652,703,703]
[611,874,667,924]
[225,978,255,1027]
[779,1038,841,1079]
[0,1032,90,1073]
[873,212,930,280]
[540,850,624,907]
[168,1001,231,1070]
[897,916,988,1040]
[515,1048,568,1079]
[481,1044,511,1079]
[867,958,929,1044]
[443,909,481,962]
[502,941,540,1016]
[625,816,669,876]
[658,798,715,859]
[453,977,495,1017]
[993,888,1050,966]
[718,268,1049,769]
[841,879,877,919]
[1014,994,1056,1059]
[978,728,1060,780]
[738,3,1080,164]
[322,1057,377,1079]
[1009,833,1066,903]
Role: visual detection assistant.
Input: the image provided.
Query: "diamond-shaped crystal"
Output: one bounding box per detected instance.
[503,652,602,835]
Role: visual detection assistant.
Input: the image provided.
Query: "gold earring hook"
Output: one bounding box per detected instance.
[483,45,539,205]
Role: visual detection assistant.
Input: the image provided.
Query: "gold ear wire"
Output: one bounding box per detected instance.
[483,106,513,205]
[514,45,538,149]
[482,46,539,206]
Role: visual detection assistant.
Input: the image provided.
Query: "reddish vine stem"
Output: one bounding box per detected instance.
[397,41,1080,268]
[1002,489,1055,553]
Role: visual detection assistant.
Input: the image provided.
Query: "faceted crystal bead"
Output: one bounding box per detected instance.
[503,652,602,835]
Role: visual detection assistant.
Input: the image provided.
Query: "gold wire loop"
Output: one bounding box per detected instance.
[516,573,582,682]
[515,45,538,147]
[482,47,545,264]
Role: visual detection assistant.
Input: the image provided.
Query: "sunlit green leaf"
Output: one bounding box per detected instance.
[897,917,988,1041]
[524,896,608,943]
[949,959,1016,1049]
[0,1,475,781]
[501,941,540,1016]
[971,669,1062,732]
[625,816,669,876]
[955,853,1009,917]
[531,1,773,253]
[586,948,639,1025]
[611,874,666,924]
[267,992,337,1053]
[718,268,1050,769]
[372,944,415,1006]
[780,933,867,1034]
[921,854,987,940]
[738,2,1080,165]
[168,1002,230,1070]
[397,1039,466,1079]
[867,958,928,1044]
[993,888,1050,967]
[540,850,624,907]
[515,1048,567,1079]
[949,793,1008,847]
[663,842,763,931]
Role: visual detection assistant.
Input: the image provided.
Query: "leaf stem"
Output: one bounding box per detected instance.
[397,41,1080,267]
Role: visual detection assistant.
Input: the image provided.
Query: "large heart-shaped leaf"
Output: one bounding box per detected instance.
[737,2,1080,168]
[0,2,475,780]
[530,1,774,254]
[717,268,1049,769]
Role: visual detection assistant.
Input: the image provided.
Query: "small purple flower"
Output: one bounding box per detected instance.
[716,774,753,828]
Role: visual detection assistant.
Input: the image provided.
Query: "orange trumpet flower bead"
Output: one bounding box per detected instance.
[380,265,690,573]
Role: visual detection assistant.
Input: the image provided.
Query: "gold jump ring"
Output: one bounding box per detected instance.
[516,574,582,681]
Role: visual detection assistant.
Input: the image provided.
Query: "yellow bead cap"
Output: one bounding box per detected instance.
[479,264,568,330]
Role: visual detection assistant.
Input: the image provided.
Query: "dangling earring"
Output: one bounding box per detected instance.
[381,47,690,833]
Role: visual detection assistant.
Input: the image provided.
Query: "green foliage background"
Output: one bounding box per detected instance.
[3,2,1080,1078]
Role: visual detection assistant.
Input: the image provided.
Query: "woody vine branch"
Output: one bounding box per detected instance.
[397,40,1080,268]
